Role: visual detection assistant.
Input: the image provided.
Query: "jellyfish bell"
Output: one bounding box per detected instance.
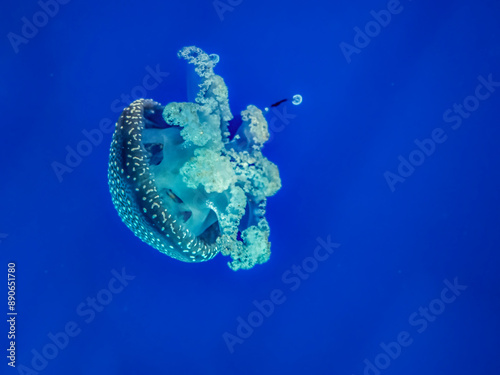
[292,94,303,105]
[108,46,281,271]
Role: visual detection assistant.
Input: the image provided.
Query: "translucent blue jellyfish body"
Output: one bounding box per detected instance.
[292,94,303,105]
[108,46,281,271]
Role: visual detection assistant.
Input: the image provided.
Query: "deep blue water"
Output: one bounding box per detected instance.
[1,0,500,374]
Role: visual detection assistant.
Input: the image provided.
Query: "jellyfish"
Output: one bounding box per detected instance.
[108,46,281,271]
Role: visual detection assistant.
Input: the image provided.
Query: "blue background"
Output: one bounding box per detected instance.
[1,0,500,374]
